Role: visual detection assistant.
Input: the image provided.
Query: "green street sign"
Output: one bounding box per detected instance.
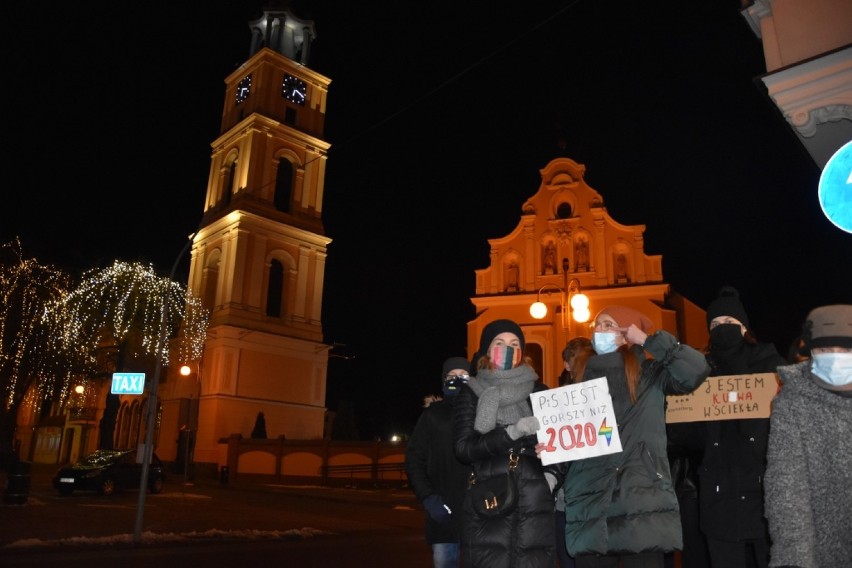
[111,372,146,395]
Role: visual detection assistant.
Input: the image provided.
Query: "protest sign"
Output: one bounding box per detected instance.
[530,376,623,466]
[665,372,779,423]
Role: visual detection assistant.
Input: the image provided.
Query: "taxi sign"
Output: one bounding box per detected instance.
[111,372,146,395]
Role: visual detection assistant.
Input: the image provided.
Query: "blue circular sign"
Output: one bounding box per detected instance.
[818,140,852,233]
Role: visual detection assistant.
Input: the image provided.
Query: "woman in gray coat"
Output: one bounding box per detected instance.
[764,305,852,568]
[560,306,710,568]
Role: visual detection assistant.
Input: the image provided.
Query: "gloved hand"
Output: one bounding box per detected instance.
[544,471,558,493]
[423,494,451,523]
[506,415,541,440]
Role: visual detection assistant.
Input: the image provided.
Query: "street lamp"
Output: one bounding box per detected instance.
[569,282,590,324]
[529,261,590,327]
[530,283,564,320]
[179,360,202,484]
[134,232,195,543]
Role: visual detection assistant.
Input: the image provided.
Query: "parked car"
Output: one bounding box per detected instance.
[52,449,165,496]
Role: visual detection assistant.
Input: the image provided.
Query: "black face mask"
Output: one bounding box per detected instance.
[442,376,469,397]
[709,324,744,350]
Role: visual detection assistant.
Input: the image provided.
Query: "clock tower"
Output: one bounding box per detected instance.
[159,7,333,468]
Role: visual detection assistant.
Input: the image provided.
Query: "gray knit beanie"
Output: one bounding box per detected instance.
[801,305,852,350]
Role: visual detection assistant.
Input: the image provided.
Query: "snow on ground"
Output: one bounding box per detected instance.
[4,527,333,549]
[4,490,333,549]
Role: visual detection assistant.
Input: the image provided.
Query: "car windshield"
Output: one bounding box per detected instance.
[77,450,126,467]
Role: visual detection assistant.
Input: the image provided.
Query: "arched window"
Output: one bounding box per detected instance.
[128,400,142,448]
[266,259,285,317]
[223,159,236,206]
[556,202,573,219]
[526,343,544,383]
[202,250,221,311]
[274,158,293,212]
[117,402,131,448]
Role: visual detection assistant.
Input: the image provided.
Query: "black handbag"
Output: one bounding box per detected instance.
[468,452,519,517]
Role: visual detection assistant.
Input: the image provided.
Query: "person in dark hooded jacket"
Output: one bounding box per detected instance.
[454,319,558,568]
[406,356,473,567]
[694,287,786,568]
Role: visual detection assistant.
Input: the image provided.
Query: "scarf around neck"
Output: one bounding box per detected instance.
[708,342,750,375]
[467,365,538,433]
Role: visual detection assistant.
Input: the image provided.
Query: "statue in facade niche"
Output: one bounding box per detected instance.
[575,237,589,271]
[543,242,557,275]
[615,253,629,282]
[506,261,519,292]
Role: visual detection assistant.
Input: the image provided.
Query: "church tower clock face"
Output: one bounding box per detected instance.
[282,73,307,105]
[235,74,252,104]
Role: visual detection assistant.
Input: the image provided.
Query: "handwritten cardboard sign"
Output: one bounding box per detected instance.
[530,377,623,466]
[665,372,780,423]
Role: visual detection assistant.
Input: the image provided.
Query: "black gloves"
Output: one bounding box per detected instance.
[423,494,451,522]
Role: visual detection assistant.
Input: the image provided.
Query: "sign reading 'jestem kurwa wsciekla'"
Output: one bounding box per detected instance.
[665,372,780,423]
[530,377,623,466]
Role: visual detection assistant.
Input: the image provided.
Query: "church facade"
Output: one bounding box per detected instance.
[467,157,709,386]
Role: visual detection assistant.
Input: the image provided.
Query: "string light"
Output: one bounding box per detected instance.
[53,260,209,370]
[1,238,72,412]
[3,240,208,426]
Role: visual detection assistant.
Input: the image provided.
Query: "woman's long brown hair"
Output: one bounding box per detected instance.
[571,343,642,403]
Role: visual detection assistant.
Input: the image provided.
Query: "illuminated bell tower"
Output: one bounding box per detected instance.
[162,7,332,467]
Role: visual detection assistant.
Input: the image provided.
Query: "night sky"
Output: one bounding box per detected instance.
[5,2,850,439]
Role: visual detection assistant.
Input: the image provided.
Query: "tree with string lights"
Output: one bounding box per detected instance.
[1,238,208,461]
[0,239,74,467]
[54,260,209,450]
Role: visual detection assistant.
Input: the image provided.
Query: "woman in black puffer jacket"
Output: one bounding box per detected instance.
[454,319,559,568]
[695,287,786,568]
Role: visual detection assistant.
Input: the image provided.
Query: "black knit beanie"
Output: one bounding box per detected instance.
[442,356,470,377]
[470,319,525,374]
[706,286,750,329]
[478,319,525,355]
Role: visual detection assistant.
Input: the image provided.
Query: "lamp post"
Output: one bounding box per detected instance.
[529,261,590,328]
[133,232,195,543]
[179,360,202,484]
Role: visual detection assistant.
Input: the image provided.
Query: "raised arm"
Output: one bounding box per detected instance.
[643,330,710,394]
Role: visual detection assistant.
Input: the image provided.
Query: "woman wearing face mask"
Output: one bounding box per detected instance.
[559,306,710,568]
[764,305,852,568]
[454,319,560,568]
[693,286,786,568]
